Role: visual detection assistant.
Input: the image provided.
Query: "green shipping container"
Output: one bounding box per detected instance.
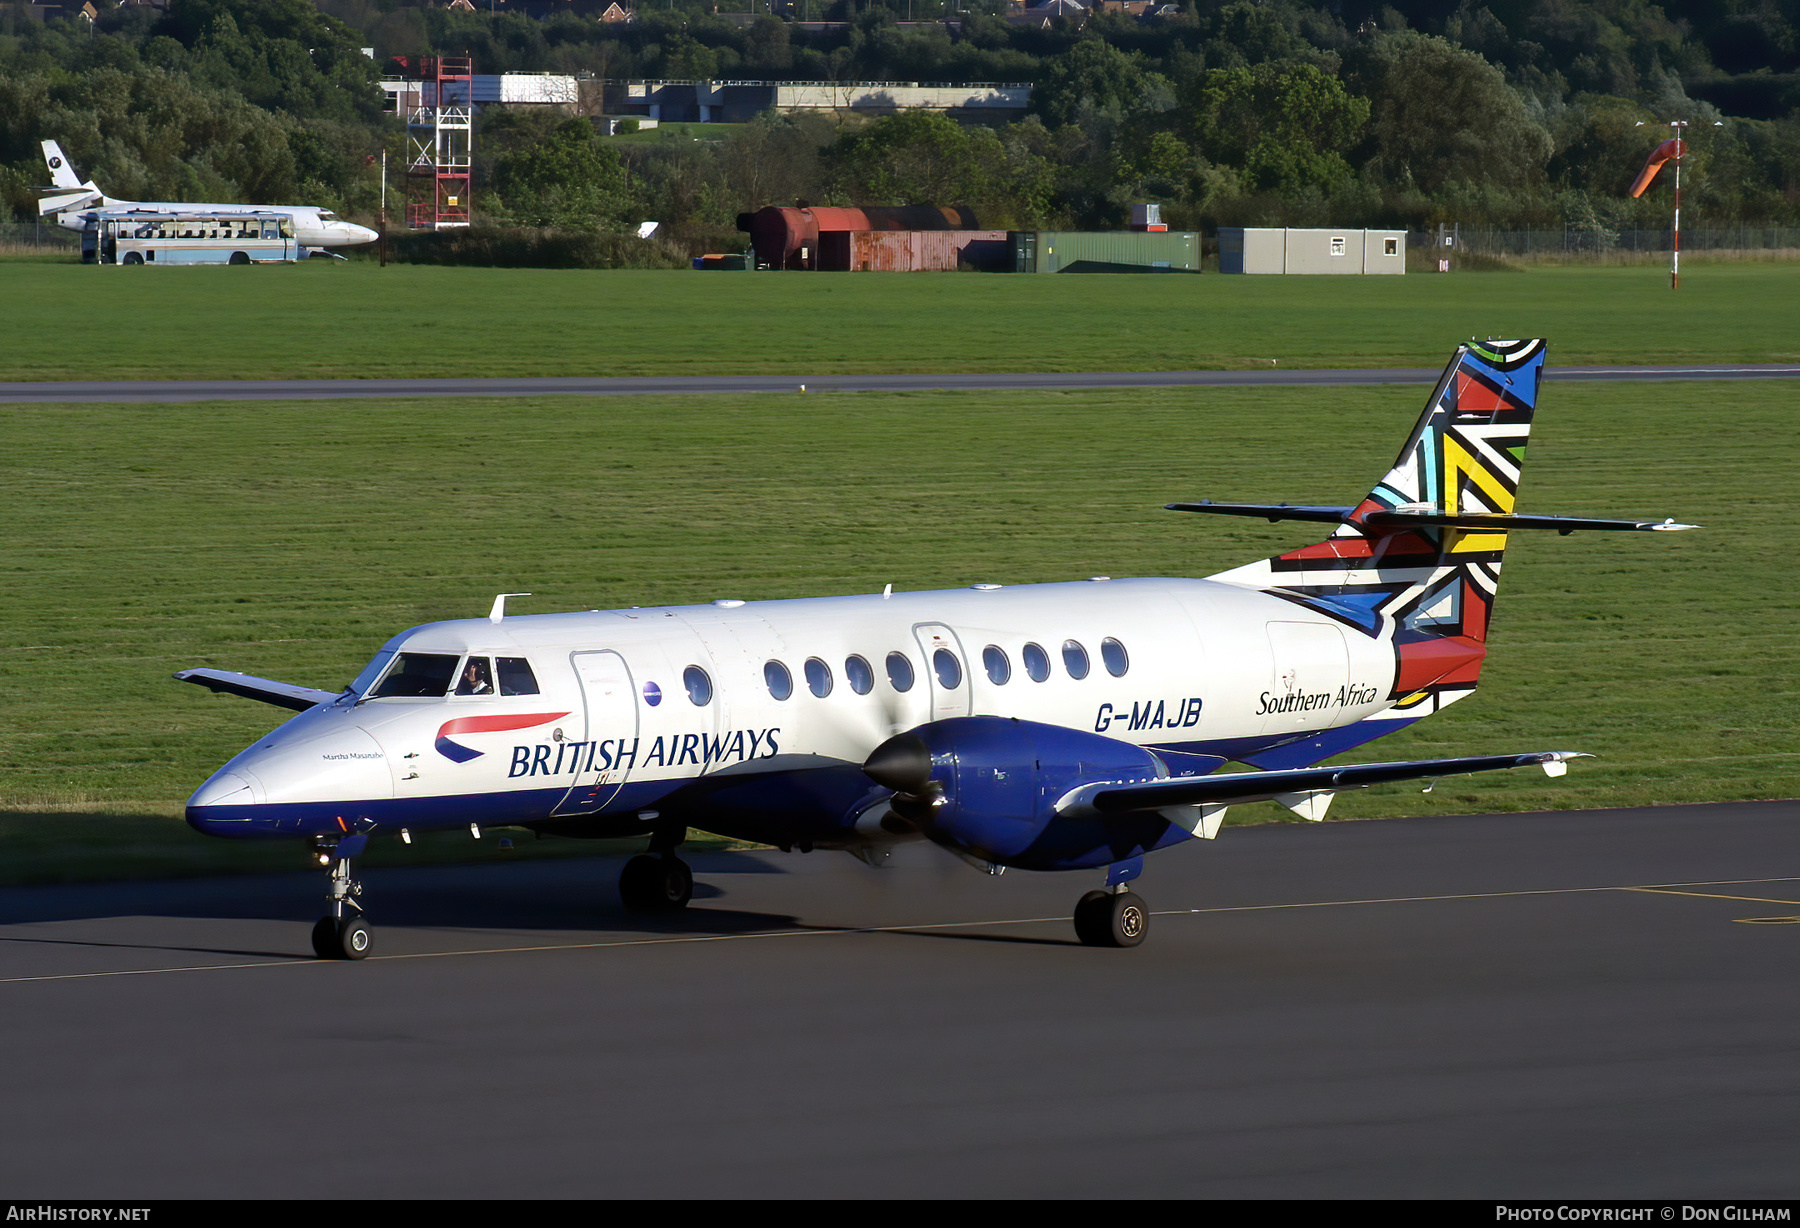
[1009,231,1201,273]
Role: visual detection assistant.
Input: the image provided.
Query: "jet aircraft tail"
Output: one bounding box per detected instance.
[37,140,104,217]
[42,141,84,190]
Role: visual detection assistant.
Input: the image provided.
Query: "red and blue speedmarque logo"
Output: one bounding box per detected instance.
[435,712,570,763]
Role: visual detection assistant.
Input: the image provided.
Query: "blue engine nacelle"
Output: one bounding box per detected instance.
[862,716,1197,872]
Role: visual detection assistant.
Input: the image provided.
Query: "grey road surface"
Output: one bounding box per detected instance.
[1,800,1794,1198]
[2,364,1798,404]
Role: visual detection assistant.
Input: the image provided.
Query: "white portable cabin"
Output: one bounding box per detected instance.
[1219,228,1405,274]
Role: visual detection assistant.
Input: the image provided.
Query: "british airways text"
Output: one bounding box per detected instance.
[509,728,782,778]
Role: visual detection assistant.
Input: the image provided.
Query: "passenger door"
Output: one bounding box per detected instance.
[554,650,638,817]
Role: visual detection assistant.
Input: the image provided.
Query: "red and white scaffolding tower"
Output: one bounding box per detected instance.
[401,55,473,230]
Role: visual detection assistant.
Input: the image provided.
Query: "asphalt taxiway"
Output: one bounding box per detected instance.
[1,364,1797,404]
[1,800,1794,1198]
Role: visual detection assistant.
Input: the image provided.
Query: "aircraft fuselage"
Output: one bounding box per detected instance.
[186,577,1397,865]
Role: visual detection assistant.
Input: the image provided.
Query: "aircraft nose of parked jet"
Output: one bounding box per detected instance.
[340,222,378,246]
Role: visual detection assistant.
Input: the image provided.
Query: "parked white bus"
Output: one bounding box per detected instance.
[82,210,301,266]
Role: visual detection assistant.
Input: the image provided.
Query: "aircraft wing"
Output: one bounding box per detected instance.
[1057,751,1586,818]
[174,668,339,712]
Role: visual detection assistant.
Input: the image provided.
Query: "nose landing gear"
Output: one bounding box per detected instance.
[310,834,371,960]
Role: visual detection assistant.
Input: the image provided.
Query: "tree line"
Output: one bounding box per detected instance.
[3,0,1798,254]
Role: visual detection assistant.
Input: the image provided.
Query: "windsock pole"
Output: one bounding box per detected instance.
[1632,119,1720,290]
[1671,125,1683,289]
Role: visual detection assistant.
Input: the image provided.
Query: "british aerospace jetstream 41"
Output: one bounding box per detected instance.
[179,340,1691,958]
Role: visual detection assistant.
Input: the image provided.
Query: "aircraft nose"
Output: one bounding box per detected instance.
[186,725,392,837]
[190,770,258,809]
[186,769,263,835]
[345,223,378,245]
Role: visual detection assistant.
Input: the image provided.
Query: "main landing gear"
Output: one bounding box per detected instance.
[1073,857,1149,948]
[310,834,371,960]
[618,824,693,913]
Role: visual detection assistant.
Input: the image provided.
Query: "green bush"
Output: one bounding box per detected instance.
[389,225,690,269]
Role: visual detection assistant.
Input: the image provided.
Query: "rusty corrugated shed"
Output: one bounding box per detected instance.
[819,230,1009,272]
[741,205,984,269]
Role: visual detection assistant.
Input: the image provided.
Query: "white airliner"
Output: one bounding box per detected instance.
[38,140,378,255]
[178,340,1692,957]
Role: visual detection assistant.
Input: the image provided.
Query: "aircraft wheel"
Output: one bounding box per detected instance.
[312,914,372,959]
[1074,890,1148,948]
[229,251,250,265]
[311,915,337,958]
[1072,890,1111,946]
[620,854,693,913]
[336,916,372,959]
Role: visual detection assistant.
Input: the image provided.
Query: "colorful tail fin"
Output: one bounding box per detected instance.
[1207,339,1546,711]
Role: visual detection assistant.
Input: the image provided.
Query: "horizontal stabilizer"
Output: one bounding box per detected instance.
[1363,509,1698,534]
[1169,501,1696,534]
[38,186,100,216]
[1057,751,1587,817]
[174,668,338,711]
[1166,501,1354,524]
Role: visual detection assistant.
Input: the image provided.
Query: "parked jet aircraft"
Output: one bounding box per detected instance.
[38,141,377,256]
[179,339,1692,957]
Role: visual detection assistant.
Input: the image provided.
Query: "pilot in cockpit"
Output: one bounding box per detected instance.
[456,657,493,696]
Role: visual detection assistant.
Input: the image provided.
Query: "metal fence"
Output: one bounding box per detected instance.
[1441,227,1800,256]
[0,222,78,248]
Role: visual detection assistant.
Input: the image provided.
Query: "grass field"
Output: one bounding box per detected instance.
[2,262,1797,382]
[2,378,1793,882]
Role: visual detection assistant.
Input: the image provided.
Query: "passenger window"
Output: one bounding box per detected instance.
[805,657,833,698]
[886,651,915,693]
[983,645,1010,685]
[496,657,539,696]
[683,665,713,706]
[455,656,495,696]
[764,660,793,701]
[1063,640,1090,680]
[1022,642,1050,683]
[370,652,460,697]
[1101,638,1129,678]
[933,649,962,690]
[845,654,874,695]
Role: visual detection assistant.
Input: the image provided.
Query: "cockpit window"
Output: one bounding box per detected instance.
[455,657,495,696]
[318,212,338,221]
[496,657,539,696]
[349,649,396,695]
[370,652,460,697]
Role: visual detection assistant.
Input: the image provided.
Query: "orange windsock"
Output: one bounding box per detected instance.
[1629,138,1685,198]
